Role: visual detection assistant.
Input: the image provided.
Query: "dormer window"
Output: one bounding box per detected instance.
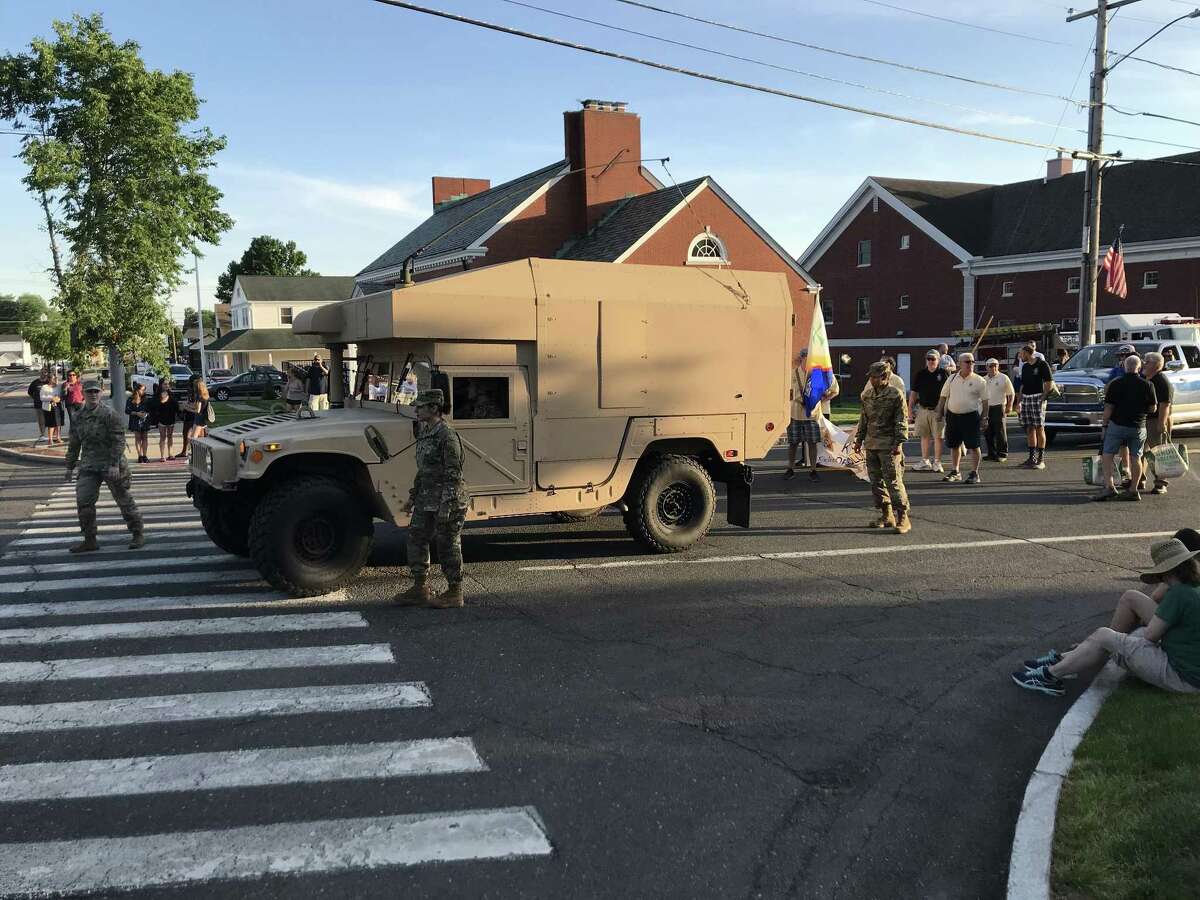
[687,231,729,265]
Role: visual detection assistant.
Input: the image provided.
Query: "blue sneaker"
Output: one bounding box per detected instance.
[1011,666,1066,696]
[1023,650,1077,679]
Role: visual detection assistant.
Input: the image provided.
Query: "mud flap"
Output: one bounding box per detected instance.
[725,464,753,528]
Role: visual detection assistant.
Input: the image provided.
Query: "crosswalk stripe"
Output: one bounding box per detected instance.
[19,520,205,536]
[6,528,207,547]
[0,737,485,802]
[0,681,432,733]
[0,642,393,683]
[40,496,191,510]
[0,552,236,578]
[0,611,365,645]
[0,807,549,892]
[1,538,216,562]
[0,567,258,595]
[32,509,196,522]
[0,590,346,619]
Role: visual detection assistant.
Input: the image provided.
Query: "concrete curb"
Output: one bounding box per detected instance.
[0,444,66,466]
[1006,660,1125,900]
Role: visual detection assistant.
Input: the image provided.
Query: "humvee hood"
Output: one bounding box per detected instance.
[210,408,412,443]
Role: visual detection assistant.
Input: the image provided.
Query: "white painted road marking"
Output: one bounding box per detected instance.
[0,807,550,893]
[19,520,202,536]
[0,681,431,733]
[0,611,366,645]
[0,737,486,801]
[0,567,258,595]
[520,530,1177,571]
[0,552,237,578]
[7,527,207,547]
[0,590,345,619]
[0,642,393,682]
[1,538,216,561]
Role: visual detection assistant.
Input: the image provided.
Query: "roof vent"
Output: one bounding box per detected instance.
[581,99,628,112]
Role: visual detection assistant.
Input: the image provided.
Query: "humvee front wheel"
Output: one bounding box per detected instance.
[625,455,715,553]
[198,493,251,557]
[249,475,374,596]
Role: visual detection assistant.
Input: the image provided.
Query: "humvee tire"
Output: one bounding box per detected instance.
[248,475,374,596]
[551,506,607,523]
[625,454,716,553]
[198,494,250,557]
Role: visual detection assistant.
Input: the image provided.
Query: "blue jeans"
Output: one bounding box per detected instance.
[1102,422,1146,457]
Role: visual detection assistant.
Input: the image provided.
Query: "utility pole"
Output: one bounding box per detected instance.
[193,252,208,380]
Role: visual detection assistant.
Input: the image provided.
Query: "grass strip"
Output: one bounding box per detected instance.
[1052,678,1200,899]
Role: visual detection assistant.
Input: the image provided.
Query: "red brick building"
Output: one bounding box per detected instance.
[799,153,1200,393]
[356,100,818,353]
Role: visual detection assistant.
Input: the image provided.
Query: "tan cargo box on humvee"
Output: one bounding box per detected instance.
[187,258,794,596]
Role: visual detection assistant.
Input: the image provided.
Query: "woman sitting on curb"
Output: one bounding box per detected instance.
[1013,532,1200,696]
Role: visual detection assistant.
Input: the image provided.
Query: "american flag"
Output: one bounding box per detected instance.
[1101,228,1127,299]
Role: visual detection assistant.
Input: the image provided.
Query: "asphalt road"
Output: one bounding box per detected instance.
[0,429,1196,898]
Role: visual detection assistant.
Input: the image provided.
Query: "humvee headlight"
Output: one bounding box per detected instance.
[250,450,264,463]
[262,442,283,452]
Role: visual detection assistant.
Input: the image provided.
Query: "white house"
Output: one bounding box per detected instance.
[0,334,32,368]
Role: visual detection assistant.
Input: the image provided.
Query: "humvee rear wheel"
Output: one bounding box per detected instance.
[550,506,607,523]
[198,494,251,557]
[249,475,374,596]
[626,455,715,553]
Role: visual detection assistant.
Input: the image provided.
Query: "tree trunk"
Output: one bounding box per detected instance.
[107,345,125,408]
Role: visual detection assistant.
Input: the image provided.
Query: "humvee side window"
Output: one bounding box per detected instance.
[452,376,509,420]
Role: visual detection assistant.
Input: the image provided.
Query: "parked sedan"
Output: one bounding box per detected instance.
[207,368,234,381]
[211,370,284,401]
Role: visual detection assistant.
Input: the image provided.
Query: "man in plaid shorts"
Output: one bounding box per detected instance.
[786,349,835,482]
[1016,344,1054,469]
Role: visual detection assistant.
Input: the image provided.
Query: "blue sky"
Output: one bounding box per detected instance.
[2,0,1198,321]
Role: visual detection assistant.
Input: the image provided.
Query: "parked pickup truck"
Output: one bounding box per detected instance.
[1045,340,1200,443]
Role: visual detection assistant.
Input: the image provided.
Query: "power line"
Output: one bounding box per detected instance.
[855,0,1077,46]
[371,0,1098,155]
[613,0,1090,107]
[1108,49,1200,79]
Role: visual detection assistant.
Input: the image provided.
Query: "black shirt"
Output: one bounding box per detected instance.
[306,364,327,395]
[911,367,948,409]
[1019,358,1053,396]
[1105,373,1157,428]
[1148,371,1174,408]
[28,377,44,409]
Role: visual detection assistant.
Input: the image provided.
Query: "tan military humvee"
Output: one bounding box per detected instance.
[187,258,793,596]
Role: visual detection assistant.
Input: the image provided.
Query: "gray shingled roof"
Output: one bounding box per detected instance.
[204,328,326,352]
[357,160,568,277]
[559,178,707,262]
[874,151,1200,257]
[237,275,356,303]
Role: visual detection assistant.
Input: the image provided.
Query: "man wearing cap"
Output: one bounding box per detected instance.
[1107,343,1136,383]
[982,358,1015,462]
[852,361,911,534]
[395,388,469,608]
[937,352,988,484]
[908,350,948,472]
[64,379,144,552]
[1093,354,1156,502]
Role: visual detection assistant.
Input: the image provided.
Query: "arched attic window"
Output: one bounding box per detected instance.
[686,230,729,265]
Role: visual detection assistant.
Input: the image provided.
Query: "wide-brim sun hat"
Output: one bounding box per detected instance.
[1140,538,1200,583]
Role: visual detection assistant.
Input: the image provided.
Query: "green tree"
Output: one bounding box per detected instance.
[216,236,317,301]
[0,13,233,399]
[0,292,50,332]
[22,313,70,362]
[182,307,217,332]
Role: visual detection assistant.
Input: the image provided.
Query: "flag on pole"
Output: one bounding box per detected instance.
[1101,227,1127,299]
[803,300,834,416]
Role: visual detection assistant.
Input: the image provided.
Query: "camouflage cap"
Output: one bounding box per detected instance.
[867,361,890,378]
[415,388,444,407]
[82,379,102,392]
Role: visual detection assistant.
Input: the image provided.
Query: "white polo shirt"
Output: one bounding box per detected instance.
[939,371,988,415]
[984,372,1015,407]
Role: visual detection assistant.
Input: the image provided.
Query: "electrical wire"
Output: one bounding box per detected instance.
[855,0,1077,46]
[370,0,1097,156]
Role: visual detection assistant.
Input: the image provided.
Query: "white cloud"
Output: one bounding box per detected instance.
[217,163,426,218]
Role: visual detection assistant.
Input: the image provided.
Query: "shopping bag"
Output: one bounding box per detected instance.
[1147,443,1188,480]
[1083,455,1128,485]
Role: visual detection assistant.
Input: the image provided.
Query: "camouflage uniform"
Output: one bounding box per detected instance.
[407,416,469,585]
[66,400,143,542]
[855,376,909,517]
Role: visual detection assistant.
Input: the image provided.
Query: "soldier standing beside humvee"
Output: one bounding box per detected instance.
[852,361,911,535]
[65,379,144,552]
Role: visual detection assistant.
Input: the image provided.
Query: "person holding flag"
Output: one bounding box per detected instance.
[785,304,839,482]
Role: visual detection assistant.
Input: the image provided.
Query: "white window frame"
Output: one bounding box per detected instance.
[1066,276,1080,293]
[686,232,729,266]
[1143,271,1159,289]
[279,306,293,326]
[1001,280,1015,298]
[856,296,871,324]
[857,240,871,268]
[822,302,833,326]
[899,234,910,250]
[898,293,910,310]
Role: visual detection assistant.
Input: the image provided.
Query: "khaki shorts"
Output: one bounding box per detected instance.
[914,406,943,439]
[1107,628,1200,694]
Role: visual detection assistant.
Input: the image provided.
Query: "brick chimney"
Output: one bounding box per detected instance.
[1045,153,1073,182]
[432,176,491,210]
[563,99,644,231]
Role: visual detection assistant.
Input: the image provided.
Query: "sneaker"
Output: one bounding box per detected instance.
[1019,458,1036,469]
[965,470,980,484]
[1023,651,1077,679]
[783,468,796,481]
[1092,490,1119,502]
[1151,484,1167,496]
[942,470,962,483]
[1033,460,1046,470]
[931,462,944,474]
[996,455,1008,463]
[1119,490,1142,502]
[1011,666,1065,696]
[809,470,820,482]
[912,459,931,472]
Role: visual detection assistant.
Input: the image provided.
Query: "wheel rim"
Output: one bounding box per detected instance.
[217,390,228,400]
[656,482,698,529]
[294,514,339,562]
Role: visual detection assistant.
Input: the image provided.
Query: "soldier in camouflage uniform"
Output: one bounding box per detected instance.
[65,380,144,552]
[852,361,911,534]
[395,388,469,608]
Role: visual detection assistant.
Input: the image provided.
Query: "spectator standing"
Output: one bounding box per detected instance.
[982,359,1015,462]
[63,370,84,433]
[936,343,954,371]
[125,383,152,463]
[786,349,833,482]
[369,374,389,401]
[39,373,64,445]
[937,352,988,484]
[908,350,948,473]
[397,370,419,405]
[176,374,198,459]
[190,379,211,443]
[149,380,178,462]
[852,361,911,534]
[306,355,329,412]
[1107,344,1135,382]
[1017,344,1054,469]
[1141,351,1174,495]
[27,368,48,443]
[284,364,307,411]
[1093,354,1156,502]
[1054,347,1071,371]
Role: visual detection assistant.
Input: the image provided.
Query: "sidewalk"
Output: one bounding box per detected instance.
[0,422,190,468]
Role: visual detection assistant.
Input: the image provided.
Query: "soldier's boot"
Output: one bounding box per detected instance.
[869,506,895,529]
[69,536,99,554]
[394,576,432,607]
[427,580,465,609]
[128,530,145,550]
[894,510,912,535]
